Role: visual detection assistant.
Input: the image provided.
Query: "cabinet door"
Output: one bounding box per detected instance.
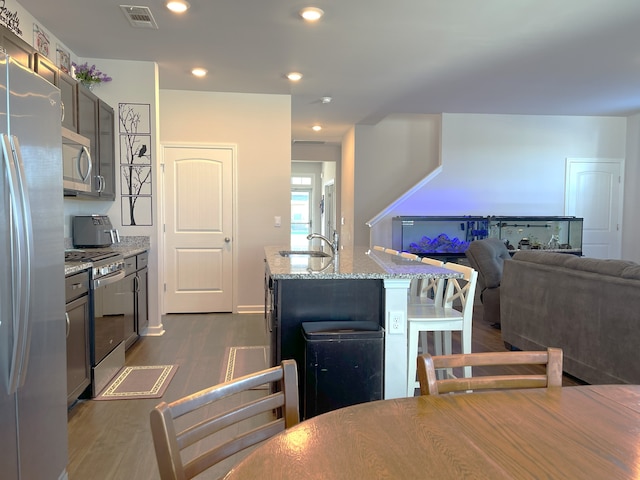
[122,273,138,350]
[136,267,149,334]
[77,86,99,197]
[59,71,78,131]
[66,294,90,405]
[0,25,34,69]
[34,52,59,87]
[98,100,116,200]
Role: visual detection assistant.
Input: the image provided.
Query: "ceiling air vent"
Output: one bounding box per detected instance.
[120,5,158,29]
[292,140,326,145]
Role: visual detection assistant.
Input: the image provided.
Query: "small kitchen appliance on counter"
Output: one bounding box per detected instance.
[73,214,120,248]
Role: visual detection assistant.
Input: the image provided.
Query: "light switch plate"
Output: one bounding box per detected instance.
[274,216,281,227]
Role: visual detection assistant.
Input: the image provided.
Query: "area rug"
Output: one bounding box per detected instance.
[94,365,178,400]
[220,346,269,387]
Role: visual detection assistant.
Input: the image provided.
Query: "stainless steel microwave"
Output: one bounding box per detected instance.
[62,126,92,193]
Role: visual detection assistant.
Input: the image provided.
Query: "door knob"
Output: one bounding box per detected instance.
[225,237,231,243]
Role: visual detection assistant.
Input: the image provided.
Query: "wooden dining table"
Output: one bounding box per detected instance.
[224,385,640,479]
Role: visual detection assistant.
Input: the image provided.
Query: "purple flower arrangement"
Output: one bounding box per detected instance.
[72,62,112,86]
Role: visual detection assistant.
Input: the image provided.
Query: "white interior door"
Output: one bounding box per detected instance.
[163,145,234,312]
[565,158,623,259]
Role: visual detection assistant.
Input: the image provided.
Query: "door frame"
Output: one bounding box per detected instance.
[323,180,336,237]
[159,142,238,314]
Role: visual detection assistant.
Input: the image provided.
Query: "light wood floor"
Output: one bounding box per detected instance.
[66,310,583,480]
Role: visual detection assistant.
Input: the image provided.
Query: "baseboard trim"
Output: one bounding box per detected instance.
[236,305,263,314]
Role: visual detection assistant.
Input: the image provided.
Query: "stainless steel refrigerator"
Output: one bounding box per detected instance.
[0,54,68,479]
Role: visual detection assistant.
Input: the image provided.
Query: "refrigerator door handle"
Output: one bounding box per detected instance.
[2,135,35,394]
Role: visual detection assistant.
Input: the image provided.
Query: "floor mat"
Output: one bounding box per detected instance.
[220,346,269,386]
[94,365,178,400]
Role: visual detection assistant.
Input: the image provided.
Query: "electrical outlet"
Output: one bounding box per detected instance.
[389,310,404,334]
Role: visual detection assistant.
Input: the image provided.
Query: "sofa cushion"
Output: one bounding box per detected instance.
[513,250,639,278]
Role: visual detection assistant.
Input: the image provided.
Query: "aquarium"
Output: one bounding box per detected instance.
[488,216,583,254]
[391,215,583,257]
[392,216,489,257]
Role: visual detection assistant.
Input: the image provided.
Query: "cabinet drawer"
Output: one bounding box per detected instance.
[65,270,90,303]
[124,256,137,275]
[137,251,149,270]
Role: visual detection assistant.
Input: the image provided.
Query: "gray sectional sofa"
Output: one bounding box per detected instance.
[501,251,640,385]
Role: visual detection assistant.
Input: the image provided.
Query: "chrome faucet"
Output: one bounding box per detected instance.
[307,230,339,255]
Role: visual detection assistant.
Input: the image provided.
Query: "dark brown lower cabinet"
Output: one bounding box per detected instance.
[66,270,91,406]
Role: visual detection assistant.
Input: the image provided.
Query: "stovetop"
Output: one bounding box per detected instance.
[65,249,121,263]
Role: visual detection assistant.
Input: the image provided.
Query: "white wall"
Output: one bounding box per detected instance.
[353,115,441,246]
[363,113,631,259]
[292,143,340,162]
[159,90,291,312]
[340,127,356,249]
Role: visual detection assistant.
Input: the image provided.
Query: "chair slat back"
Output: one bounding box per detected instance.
[150,360,299,480]
[417,348,563,395]
[441,263,477,312]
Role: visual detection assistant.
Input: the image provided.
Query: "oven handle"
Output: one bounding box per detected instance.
[93,269,126,289]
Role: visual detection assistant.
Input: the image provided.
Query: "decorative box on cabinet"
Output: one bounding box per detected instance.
[392,216,489,257]
[488,216,583,255]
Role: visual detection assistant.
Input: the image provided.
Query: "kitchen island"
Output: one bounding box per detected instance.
[265,246,461,406]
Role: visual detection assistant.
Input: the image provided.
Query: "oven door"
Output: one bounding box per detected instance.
[91,270,126,365]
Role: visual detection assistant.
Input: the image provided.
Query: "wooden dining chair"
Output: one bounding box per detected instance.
[150,359,299,480]
[406,263,478,396]
[417,348,563,395]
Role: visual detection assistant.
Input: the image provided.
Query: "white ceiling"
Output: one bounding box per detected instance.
[18,0,640,145]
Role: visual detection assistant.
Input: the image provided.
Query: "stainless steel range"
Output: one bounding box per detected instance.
[65,249,126,396]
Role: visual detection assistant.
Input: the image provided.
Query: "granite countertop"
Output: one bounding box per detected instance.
[64,239,150,276]
[265,246,462,280]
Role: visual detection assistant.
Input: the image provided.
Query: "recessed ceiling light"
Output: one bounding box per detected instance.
[286,72,303,81]
[191,67,207,77]
[299,7,324,22]
[312,125,322,132]
[166,0,190,13]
